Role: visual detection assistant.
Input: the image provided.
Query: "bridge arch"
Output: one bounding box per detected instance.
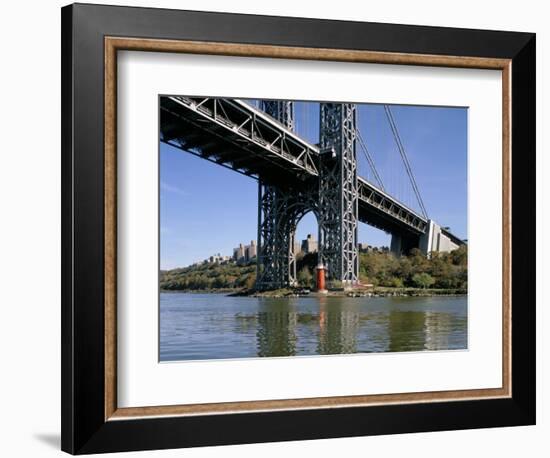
[256,184,320,289]
[283,202,320,287]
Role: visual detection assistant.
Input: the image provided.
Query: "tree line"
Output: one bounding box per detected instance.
[294,246,467,290]
[160,245,467,291]
[358,245,467,289]
[161,261,257,291]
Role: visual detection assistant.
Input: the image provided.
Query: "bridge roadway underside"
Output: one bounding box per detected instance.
[160,97,316,188]
[358,202,422,247]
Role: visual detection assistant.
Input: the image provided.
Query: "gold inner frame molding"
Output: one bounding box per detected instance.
[104,36,512,421]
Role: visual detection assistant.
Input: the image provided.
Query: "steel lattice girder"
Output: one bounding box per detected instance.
[318,103,359,284]
[256,184,292,288]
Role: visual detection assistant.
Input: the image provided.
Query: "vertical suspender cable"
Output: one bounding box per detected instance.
[383,105,428,218]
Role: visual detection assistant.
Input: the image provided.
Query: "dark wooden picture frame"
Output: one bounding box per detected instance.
[61,3,536,454]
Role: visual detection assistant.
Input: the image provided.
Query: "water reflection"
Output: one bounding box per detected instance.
[159,293,467,361]
[256,301,297,357]
[317,300,360,355]
[424,310,451,350]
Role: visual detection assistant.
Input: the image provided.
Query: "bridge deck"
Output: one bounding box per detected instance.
[161,96,318,185]
[161,96,428,236]
[357,177,427,235]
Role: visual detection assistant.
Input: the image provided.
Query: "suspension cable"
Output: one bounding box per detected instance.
[383,105,428,218]
[356,130,385,191]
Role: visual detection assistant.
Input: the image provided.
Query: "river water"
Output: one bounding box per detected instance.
[160,293,467,361]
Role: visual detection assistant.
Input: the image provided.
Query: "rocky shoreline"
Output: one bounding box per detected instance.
[230,287,466,298]
[244,288,468,298]
[161,287,467,298]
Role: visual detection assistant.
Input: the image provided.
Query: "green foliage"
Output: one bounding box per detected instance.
[327,280,344,290]
[359,245,467,290]
[160,261,256,291]
[245,272,257,290]
[160,252,319,292]
[412,272,435,289]
[297,267,313,288]
[388,277,404,288]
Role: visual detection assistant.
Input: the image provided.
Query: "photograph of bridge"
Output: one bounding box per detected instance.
[159,96,468,362]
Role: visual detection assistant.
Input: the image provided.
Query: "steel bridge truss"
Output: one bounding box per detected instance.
[357,178,427,235]
[161,96,318,185]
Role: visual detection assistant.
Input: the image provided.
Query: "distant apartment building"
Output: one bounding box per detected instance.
[233,243,245,262]
[358,243,389,253]
[233,240,257,263]
[245,240,257,262]
[301,234,318,254]
[358,243,372,253]
[207,253,231,264]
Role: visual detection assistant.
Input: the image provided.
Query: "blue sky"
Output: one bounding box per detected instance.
[160,101,467,269]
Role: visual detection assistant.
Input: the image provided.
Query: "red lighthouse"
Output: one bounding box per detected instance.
[316,262,327,294]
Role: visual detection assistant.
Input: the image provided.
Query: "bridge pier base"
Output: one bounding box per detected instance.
[390,234,403,256]
[419,220,462,255]
[390,233,421,256]
[391,220,462,257]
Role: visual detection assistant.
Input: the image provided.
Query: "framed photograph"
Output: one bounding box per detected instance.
[61,3,536,454]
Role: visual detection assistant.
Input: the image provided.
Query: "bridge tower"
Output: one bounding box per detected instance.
[256,101,300,289]
[318,103,359,285]
[256,101,359,290]
[260,100,295,130]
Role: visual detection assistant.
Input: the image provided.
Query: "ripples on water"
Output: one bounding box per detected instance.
[160,293,467,362]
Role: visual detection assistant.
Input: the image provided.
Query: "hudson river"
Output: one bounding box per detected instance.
[160,293,467,361]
